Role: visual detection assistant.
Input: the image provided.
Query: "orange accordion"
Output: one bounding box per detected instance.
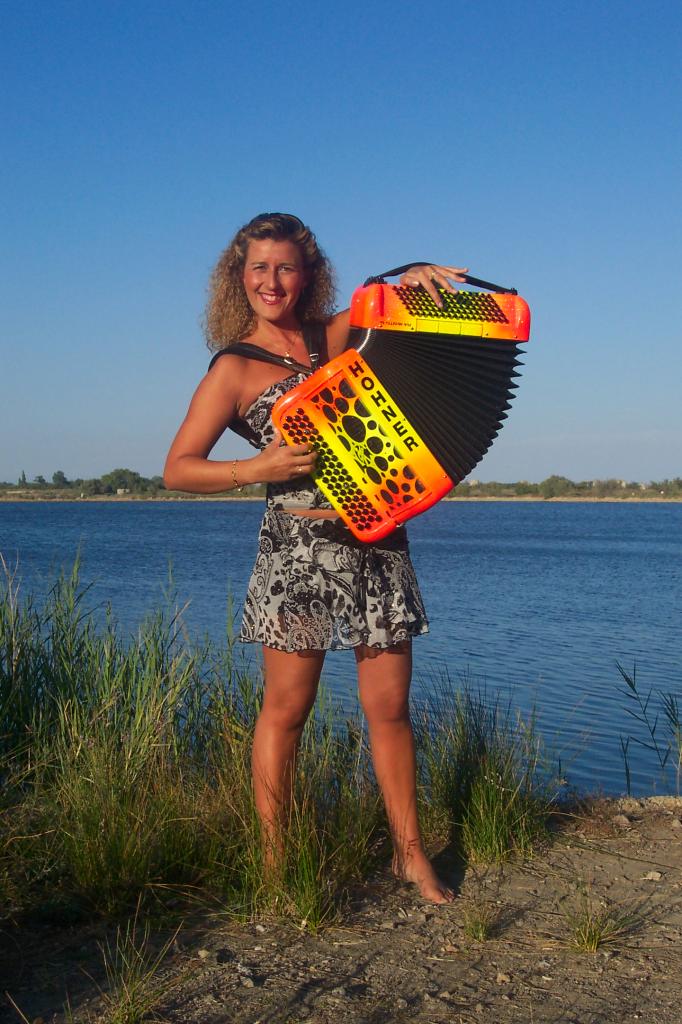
[272,271,531,542]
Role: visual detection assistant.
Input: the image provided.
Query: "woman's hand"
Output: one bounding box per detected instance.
[399,263,469,308]
[256,429,318,482]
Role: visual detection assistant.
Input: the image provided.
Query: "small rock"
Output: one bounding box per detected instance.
[496,972,511,984]
[411,911,427,924]
[331,986,347,997]
[612,813,631,828]
[396,997,408,1009]
[537,959,552,969]
[671,817,682,829]
[255,923,266,933]
[475,1003,485,1014]
[197,948,210,960]
[380,920,397,930]
[241,976,255,988]
[643,870,663,881]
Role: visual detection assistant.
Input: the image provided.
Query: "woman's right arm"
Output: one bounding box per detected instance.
[163,359,317,493]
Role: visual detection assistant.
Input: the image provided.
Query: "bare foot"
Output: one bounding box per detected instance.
[392,850,455,904]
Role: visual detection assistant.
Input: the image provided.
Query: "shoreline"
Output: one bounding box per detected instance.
[2,494,682,504]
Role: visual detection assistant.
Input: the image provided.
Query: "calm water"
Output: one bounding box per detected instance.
[1,500,681,796]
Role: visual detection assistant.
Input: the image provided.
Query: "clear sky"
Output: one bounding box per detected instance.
[2,0,680,484]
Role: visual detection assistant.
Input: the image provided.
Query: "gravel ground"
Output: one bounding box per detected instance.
[2,797,681,1024]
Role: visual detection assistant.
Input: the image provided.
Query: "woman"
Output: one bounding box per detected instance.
[164,213,468,903]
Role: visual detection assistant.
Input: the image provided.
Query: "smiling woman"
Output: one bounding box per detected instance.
[163,211,469,903]
[204,213,337,348]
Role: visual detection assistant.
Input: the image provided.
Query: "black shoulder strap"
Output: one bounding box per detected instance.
[208,322,326,374]
[302,322,324,370]
[363,263,518,295]
[208,342,311,375]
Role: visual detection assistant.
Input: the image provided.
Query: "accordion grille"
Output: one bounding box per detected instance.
[394,286,510,323]
[273,351,452,540]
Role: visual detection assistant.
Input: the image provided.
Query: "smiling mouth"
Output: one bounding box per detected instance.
[257,292,285,305]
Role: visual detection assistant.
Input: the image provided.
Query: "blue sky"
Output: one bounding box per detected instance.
[2,0,680,484]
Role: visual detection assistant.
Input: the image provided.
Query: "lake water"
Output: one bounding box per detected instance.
[1,499,680,796]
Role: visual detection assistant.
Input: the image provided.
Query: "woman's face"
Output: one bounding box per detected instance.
[242,238,308,326]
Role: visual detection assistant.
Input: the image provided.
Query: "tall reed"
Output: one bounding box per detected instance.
[413,677,553,861]
[617,662,682,795]
[0,561,554,929]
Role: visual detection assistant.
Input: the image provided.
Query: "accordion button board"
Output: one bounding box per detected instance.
[272,282,531,542]
[351,282,530,340]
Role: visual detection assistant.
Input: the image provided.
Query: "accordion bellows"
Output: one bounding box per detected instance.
[272,281,531,541]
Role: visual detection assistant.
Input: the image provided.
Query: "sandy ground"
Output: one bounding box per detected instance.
[2,797,681,1024]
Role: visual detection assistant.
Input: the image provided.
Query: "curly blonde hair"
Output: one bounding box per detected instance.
[204,213,337,350]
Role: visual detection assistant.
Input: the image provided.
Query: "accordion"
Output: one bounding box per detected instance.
[272,274,530,542]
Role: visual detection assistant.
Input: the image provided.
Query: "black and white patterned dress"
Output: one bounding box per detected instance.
[216,355,429,652]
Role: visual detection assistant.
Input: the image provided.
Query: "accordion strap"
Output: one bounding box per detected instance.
[208,322,324,374]
[364,264,518,295]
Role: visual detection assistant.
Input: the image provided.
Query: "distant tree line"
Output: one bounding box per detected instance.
[5,468,167,496]
[1,468,265,498]
[1,471,680,500]
[455,475,682,499]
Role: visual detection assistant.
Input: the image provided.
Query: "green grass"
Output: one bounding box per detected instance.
[461,900,500,942]
[414,680,554,862]
[0,560,555,936]
[562,887,641,952]
[95,907,180,1024]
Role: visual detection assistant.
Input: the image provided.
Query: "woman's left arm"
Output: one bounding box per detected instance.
[325,262,469,358]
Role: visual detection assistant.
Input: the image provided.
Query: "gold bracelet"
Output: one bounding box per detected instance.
[231,459,243,493]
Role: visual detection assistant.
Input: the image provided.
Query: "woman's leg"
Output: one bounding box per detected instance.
[356,642,454,904]
[252,645,325,865]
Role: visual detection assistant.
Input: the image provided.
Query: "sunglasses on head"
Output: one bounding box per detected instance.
[248,212,305,229]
